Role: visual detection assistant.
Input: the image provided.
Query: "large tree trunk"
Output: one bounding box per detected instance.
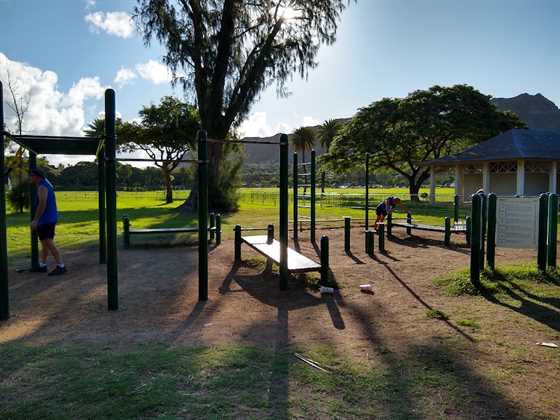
[162,166,173,204]
[407,169,431,202]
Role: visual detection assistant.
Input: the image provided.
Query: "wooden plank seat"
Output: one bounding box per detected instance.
[122,215,221,248]
[241,235,321,273]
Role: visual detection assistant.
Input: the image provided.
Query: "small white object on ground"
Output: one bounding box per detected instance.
[536,342,558,348]
[319,286,334,294]
[360,284,373,291]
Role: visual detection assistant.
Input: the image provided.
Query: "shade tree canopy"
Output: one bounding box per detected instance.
[324,85,525,198]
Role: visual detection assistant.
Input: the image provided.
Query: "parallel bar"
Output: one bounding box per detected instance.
[279,134,289,290]
[293,152,298,241]
[98,148,106,264]
[0,82,9,321]
[198,130,209,301]
[310,150,316,243]
[487,194,497,271]
[537,193,549,272]
[547,194,558,269]
[104,89,119,311]
[29,152,39,271]
[470,194,481,288]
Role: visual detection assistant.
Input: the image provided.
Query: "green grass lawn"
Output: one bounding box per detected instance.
[5,188,463,263]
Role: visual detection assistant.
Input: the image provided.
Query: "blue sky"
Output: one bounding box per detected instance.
[1,0,559,145]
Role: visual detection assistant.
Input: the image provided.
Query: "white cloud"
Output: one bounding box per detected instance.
[0,53,107,138]
[238,112,320,138]
[85,11,134,38]
[135,60,173,85]
[302,116,321,127]
[84,0,96,9]
[114,67,137,87]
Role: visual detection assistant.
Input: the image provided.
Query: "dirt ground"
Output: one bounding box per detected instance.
[1,229,559,418]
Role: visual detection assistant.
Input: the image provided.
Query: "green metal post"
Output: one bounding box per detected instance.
[0,82,9,321]
[293,152,298,241]
[344,216,351,254]
[454,194,460,223]
[470,194,481,288]
[234,225,242,262]
[29,152,39,271]
[123,216,130,249]
[279,134,289,290]
[465,216,471,246]
[387,213,392,237]
[487,194,497,271]
[537,193,549,272]
[379,224,386,253]
[320,235,329,285]
[547,194,558,269]
[105,89,119,311]
[198,130,209,301]
[104,89,119,311]
[310,149,316,243]
[267,224,274,244]
[365,153,369,230]
[98,148,106,264]
[444,217,451,247]
[209,212,215,241]
[321,171,326,195]
[406,211,412,235]
[366,230,374,257]
[215,214,221,246]
[480,193,487,271]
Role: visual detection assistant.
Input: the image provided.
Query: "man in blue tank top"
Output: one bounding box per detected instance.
[30,169,66,275]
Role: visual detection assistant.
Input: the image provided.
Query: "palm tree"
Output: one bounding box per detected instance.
[290,126,316,164]
[318,119,339,151]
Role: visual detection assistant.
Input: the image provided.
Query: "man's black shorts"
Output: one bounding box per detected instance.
[37,223,56,240]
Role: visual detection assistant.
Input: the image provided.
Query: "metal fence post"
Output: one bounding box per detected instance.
[538,193,549,272]
[406,211,412,236]
[470,194,481,288]
[465,216,471,246]
[279,134,289,290]
[366,230,374,257]
[234,225,242,262]
[197,130,209,301]
[379,224,386,253]
[98,148,106,264]
[454,194,460,223]
[293,152,298,241]
[548,193,558,269]
[480,193,487,271]
[487,194,497,271]
[320,235,329,285]
[215,214,221,246]
[267,224,274,244]
[365,153,369,231]
[344,216,351,254]
[29,152,39,271]
[444,217,451,247]
[310,149,316,243]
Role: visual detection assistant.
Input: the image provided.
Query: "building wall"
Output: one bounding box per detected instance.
[525,173,549,196]
[490,174,516,196]
[464,174,482,199]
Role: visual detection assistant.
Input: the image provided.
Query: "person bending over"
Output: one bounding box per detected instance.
[374,196,402,230]
[30,169,66,276]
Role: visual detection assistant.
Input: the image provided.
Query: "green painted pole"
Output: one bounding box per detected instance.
[379,224,386,253]
[123,216,130,249]
[104,89,118,311]
[470,194,481,288]
[387,213,392,237]
[537,193,549,272]
[293,152,298,241]
[487,194,497,271]
[310,149,316,243]
[444,217,451,247]
[547,193,558,269]
[365,153,369,231]
[465,216,471,246]
[234,225,241,262]
[98,147,106,264]
[480,193,487,271]
[320,235,329,285]
[0,82,9,321]
[215,214,221,246]
[279,134,289,290]
[29,152,39,271]
[198,130,209,301]
[209,212,215,241]
[454,194,460,223]
[366,230,374,257]
[406,211,412,235]
[344,216,351,254]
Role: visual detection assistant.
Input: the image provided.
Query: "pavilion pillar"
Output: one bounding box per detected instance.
[429,165,436,204]
[482,162,491,194]
[454,165,464,202]
[516,159,525,196]
[549,161,557,194]
[0,81,9,321]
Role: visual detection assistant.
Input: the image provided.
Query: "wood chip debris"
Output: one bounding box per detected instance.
[536,342,558,348]
[294,353,330,373]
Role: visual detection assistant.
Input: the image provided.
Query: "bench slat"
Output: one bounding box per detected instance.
[241,235,321,273]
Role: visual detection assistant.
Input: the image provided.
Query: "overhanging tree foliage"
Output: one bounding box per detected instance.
[135,0,353,210]
[324,85,525,199]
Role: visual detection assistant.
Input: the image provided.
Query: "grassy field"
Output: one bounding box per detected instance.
[5,187,462,263]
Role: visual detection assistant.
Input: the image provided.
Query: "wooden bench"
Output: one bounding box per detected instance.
[234,224,328,284]
[123,215,221,248]
[388,213,468,247]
